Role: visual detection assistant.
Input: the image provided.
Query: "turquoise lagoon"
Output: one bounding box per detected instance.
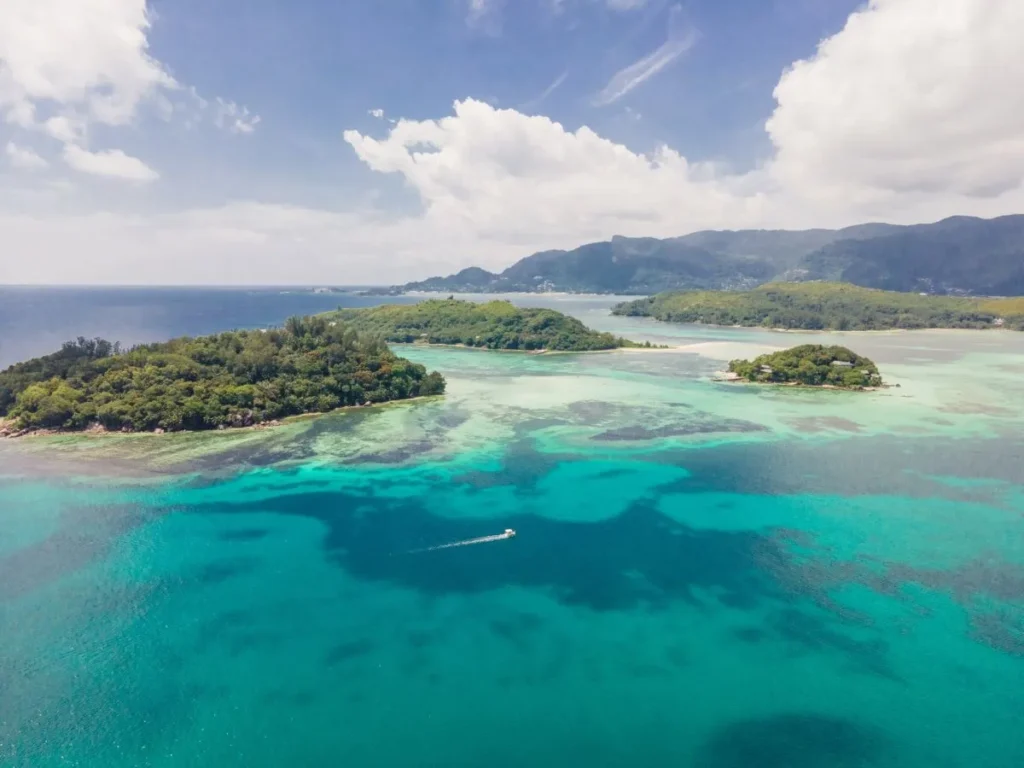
[1,299,1023,767]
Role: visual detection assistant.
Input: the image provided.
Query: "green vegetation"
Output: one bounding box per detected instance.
[613,282,1024,331]
[728,345,882,389]
[0,317,445,433]
[327,299,645,351]
[398,215,1024,296]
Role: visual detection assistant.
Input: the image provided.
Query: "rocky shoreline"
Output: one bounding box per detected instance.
[0,397,432,440]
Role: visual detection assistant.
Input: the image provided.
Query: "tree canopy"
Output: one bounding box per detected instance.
[328,299,644,351]
[728,345,883,388]
[613,282,1024,331]
[0,317,445,433]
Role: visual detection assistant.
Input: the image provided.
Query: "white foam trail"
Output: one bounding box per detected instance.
[406,529,516,554]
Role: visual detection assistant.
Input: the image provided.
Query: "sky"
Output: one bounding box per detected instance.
[1,0,1022,285]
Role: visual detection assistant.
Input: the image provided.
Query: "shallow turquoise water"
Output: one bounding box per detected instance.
[3,436,1022,767]
[2,301,1024,767]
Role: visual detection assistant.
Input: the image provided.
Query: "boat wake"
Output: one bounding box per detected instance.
[405,528,517,554]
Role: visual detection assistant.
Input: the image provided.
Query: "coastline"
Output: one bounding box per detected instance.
[620,317,1017,335]
[0,395,442,441]
[710,375,889,392]
[391,341,630,355]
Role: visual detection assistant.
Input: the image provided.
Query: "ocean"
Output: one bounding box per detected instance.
[1,288,1022,767]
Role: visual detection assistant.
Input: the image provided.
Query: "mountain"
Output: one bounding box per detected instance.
[395,215,1024,296]
[799,216,1024,295]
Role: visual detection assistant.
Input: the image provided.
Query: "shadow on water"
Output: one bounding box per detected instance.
[698,712,890,768]
[177,485,911,679]
[189,492,776,612]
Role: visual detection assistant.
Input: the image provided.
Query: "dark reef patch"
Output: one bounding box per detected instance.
[733,626,767,644]
[786,416,864,434]
[195,609,254,651]
[346,439,435,465]
[488,612,545,649]
[970,611,1024,657]
[771,609,901,682]
[592,417,766,441]
[185,490,782,614]
[218,528,271,542]
[193,556,260,585]
[452,438,561,493]
[654,434,1024,497]
[699,712,889,768]
[325,638,376,666]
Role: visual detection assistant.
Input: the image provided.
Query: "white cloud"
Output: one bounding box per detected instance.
[606,0,652,9]
[3,0,1024,285]
[592,5,697,106]
[343,99,767,248]
[0,0,258,180]
[43,115,86,143]
[767,0,1024,201]
[0,0,175,129]
[62,145,159,182]
[369,108,385,119]
[213,98,261,135]
[5,141,48,170]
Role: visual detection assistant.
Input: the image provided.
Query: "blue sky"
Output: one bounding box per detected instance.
[139,0,859,204]
[1,0,1022,284]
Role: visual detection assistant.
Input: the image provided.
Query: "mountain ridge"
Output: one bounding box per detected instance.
[394,214,1024,296]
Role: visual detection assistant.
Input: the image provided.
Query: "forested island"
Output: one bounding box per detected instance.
[0,316,445,435]
[613,282,1024,331]
[727,345,883,389]
[326,299,644,351]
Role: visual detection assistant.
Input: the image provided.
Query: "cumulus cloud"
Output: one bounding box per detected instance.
[3,0,1024,284]
[369,108,385,119]
[62,145,159,182]
[0,0,175,129]
[767,0,1024,200]
[43,115,86,143]
[343,99,767,248]
[213,98,261,135]
[592,5,697,106]
[0,0,258,184]
[5,141,48,170]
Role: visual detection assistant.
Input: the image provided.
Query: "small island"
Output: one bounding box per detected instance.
[326,299,646,351]
[726,345,883,389]
[0,316,445,436]
[613,282,1024,331]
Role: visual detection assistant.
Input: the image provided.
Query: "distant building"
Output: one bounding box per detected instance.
[831,360,853,367]
[760,365,774,373]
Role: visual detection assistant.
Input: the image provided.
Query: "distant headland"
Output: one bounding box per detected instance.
[613,283,1024,331]
[323,298,646,351]
[377,215,1024,297]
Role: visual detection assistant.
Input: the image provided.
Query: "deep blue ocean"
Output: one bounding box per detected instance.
[0,287,416,369]
[1,288,1022,767]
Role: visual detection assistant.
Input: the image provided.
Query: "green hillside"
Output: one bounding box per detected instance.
[613,282,1024,331]
[395,215,1024,296]
[728,345,883,389]
[326,299,641,351]
[0,317,445,434]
